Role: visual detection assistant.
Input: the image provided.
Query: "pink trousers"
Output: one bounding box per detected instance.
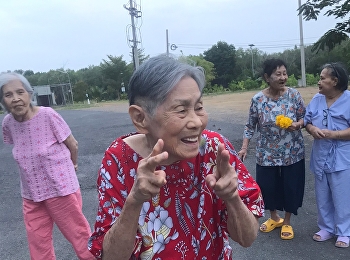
[22,189,95,260]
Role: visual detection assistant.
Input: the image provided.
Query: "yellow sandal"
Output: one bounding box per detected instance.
[281,225,294,240]
[260,218,284,232]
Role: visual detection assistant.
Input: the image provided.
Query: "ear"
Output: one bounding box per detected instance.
[263,73,269,84]
[333,77,338,87]
[129,105,149,134]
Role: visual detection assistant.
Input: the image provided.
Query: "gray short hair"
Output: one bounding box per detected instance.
[128,55,206,115]
[0,72,33,112]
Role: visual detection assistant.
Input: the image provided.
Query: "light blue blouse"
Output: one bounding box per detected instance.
[304,90,350,179]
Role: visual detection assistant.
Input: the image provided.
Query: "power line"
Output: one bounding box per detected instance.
[173,36,320,52]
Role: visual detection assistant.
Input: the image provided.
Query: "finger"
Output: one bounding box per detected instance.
[205,174,217,188]
[210,168,238,201]
[150,170,167,187]
[144,139,168,170]
[216,143,231,177]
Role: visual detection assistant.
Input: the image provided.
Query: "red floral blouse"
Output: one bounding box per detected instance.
[88,130,264,259]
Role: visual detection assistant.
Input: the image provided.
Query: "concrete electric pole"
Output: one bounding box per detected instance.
[124,0,140,70]
[298,0,306,87]
[248,44,255,77]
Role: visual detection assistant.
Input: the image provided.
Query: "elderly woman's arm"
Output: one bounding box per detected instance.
[101,139,168,260]
[206,143,259,247]
[322,128,350,140]
[225,193,259,247]
[102,197,144,260]
[63,134,78,169]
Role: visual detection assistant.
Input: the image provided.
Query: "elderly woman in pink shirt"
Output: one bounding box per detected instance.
[0,73,94,260]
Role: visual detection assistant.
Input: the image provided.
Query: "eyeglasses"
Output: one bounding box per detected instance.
[329,63,340,79]
[322,109,328,127]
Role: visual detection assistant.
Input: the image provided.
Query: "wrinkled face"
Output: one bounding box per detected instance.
[318,68,337,95]
[266,65,288,90]
[146,76,208,163]
[2,80,32,120]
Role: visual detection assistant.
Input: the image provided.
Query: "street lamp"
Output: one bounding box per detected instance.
[56,70,74,104]
[248,44,255,77]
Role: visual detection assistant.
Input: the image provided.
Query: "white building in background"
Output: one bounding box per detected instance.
[32,83,72,107]
[32,85,56,107]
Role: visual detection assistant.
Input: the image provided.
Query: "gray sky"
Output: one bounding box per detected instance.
[0,0,336,73]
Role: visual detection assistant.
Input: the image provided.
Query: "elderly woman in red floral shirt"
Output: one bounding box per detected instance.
[88,55,264,260]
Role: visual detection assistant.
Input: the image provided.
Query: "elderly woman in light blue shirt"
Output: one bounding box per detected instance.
[304,62,350,248]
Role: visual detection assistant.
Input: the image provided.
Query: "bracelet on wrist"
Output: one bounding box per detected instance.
[241,147,248,150]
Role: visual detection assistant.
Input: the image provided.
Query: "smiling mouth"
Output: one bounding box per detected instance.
[182,136,199,143]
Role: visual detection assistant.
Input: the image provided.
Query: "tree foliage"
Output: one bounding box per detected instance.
[203,41,236,88]
[298,0,350,52]
[100,55,131,100]
[5,36,350,106]
[183,55,216,89]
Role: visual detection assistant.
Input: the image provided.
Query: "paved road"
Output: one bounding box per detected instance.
[1,108,349,260]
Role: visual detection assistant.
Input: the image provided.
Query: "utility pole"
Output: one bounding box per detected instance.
[125,0,140,70]
[56,69,74,104]
[248,44,255,77]
[298,0,306,87]
[166,29,169,56]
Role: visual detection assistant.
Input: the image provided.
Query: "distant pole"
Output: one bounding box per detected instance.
[248,44,255,77]
[166,29,169,56]
[56,69,74,104]
[129,0,139,69]
[298,0,306,87]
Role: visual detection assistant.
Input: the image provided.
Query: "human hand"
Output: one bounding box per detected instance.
[237,148,247,162]
[308,125,326,139]
[287,122,301,132]
[130,139,168,204]
[321,129,338,139]
[206,143,238,202]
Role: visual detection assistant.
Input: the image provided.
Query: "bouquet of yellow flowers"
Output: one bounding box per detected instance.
[276,115,293,129]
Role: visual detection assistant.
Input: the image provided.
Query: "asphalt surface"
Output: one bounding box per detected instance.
[1,107,349,260]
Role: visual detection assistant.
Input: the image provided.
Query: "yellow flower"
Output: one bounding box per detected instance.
[276,115,293,129]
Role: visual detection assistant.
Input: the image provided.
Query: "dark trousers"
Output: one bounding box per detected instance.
[256,159,305,215]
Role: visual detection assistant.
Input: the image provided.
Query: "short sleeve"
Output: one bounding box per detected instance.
[48,109,71,143]
[243,97,258,139]
[2,115,13,144]
[88,147,142,259]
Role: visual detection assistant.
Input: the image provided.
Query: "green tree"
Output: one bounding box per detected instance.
[73,81,90,102]
[100,55,129,100]
[203,41,236,88]
[185,55,216,89]
[298,0,349,52]
[129,48,150,70]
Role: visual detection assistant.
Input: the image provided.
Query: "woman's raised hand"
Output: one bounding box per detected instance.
[130,139,168,203]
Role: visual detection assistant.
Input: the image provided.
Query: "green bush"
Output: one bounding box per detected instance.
[120,92,128,100]
[228,81,245,92]
[306,73,319,86]
[287,74,298,87]
[203,84,226,94]
[244,78,259,90]
[260,81,268,89]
